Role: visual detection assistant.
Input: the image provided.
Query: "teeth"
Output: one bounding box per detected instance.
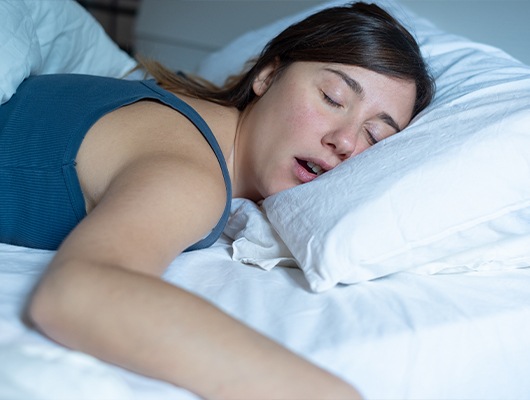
[307,161,323,176]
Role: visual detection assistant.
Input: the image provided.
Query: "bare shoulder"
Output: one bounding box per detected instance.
[79,100,226,204]
[67,100,229,274]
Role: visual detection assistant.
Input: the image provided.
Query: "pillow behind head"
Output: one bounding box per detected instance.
[1,0,136,105]
[200,0,530,292]
[29,0,136,77]
[0,0,41,104]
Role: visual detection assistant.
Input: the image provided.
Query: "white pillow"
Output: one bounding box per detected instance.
[0,0,40,104]
[0,0,137,104]
[200,0,530,292]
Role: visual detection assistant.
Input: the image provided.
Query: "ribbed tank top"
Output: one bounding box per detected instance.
[0,74,232,251]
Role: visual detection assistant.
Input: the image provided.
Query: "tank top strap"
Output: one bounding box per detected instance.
[140,80,232,251]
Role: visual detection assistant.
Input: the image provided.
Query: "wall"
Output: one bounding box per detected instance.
[130,0,530,70]
[77,0,141,54]
[402,0,530,65]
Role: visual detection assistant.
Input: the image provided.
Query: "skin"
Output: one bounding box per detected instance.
[27,61,416,399]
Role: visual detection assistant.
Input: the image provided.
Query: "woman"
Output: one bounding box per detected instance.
[1,2,434,398]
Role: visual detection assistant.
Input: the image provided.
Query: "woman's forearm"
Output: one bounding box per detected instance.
[28,259,361,399]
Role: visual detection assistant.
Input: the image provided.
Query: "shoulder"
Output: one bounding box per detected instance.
[72,140,228,271]
[67,96,233,272]
[78,99,228,214]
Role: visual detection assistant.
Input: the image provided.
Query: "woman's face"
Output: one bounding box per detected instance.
[238,61,416,200]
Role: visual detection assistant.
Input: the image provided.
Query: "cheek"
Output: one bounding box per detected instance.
[283,99,329,141]
[272,81,324,132]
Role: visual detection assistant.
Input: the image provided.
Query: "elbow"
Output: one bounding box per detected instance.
[27,278,61,335]
[26,267,75,340]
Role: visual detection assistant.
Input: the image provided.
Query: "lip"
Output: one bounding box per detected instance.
[293,157,333,184]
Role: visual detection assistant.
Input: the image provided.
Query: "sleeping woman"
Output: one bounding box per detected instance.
[0,2,434,398]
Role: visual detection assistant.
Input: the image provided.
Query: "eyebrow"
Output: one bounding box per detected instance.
[378,112,401,133]
[324,67,403,133]
[325,67,364,98]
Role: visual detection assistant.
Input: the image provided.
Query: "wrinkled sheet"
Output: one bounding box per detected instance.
[1,239,530,399]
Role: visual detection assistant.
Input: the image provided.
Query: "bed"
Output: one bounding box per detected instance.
[1,0,530,399]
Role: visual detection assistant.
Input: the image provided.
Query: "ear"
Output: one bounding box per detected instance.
[252,62,278,96]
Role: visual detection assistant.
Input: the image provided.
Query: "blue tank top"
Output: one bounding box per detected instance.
[0,74,232,251]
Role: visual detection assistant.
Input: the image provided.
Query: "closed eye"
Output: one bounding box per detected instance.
[365,128,378,146]
[321,91,342,108]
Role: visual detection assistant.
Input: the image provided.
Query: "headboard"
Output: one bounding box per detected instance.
[134,0,530,74]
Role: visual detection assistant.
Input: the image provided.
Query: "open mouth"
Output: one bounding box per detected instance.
[296,158,324,176]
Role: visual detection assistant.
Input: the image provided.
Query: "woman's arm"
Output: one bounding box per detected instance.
[27,155,361,399]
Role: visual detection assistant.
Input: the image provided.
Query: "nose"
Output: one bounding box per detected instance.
[322,128,358,161]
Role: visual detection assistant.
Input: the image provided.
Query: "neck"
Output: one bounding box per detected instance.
[172,93,262,202]
[229,107,263,202]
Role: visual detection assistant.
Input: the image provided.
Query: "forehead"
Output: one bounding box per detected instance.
[282,62,415,93]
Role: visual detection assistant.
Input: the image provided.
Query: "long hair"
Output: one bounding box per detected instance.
[140,2,435,117]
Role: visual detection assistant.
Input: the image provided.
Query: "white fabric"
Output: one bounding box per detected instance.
[0,0,137,104]
[224,199,296,270]
[0,1,40,105]
[199,0,530,292]
[2,240,530,399]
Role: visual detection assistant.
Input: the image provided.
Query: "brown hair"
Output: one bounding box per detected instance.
[140,2,435,118]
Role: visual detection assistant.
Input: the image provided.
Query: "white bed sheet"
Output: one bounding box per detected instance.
[1,239,530,399]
